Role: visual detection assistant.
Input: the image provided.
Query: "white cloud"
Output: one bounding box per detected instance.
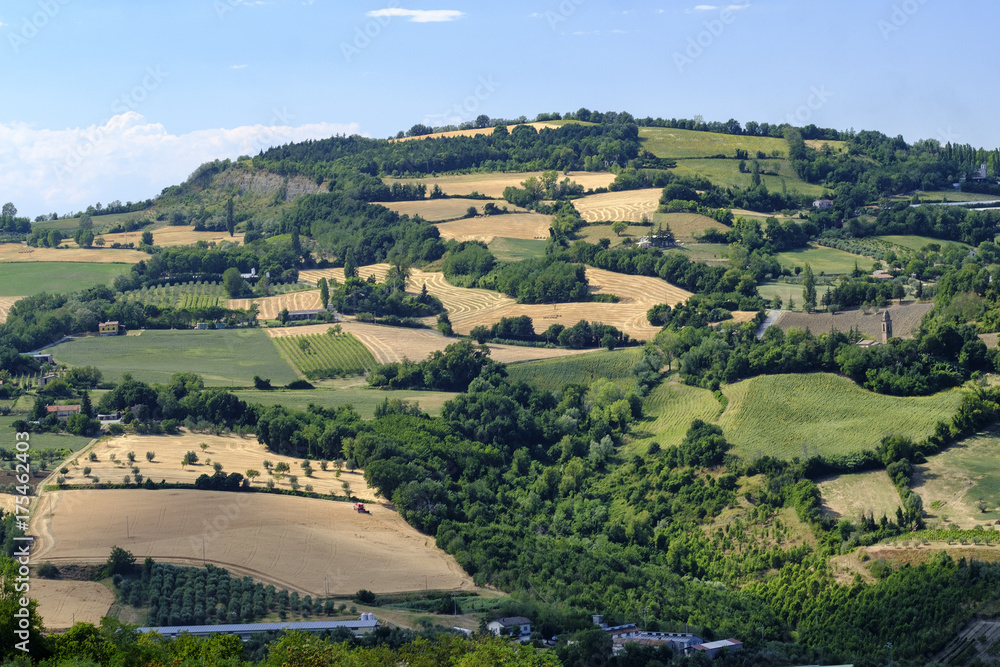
[692,3,749,10]
[0,113,360,216]
[230,64,248,69]
[365,8,464,22]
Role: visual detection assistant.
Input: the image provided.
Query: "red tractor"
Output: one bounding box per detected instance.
[354,502,368,513]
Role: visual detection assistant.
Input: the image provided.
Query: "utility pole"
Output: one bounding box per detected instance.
[125,515,129,539]
[202,539,206,566]
[887,641,893,667]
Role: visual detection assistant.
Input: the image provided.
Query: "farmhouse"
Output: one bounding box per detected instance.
[30,353,54,364]
[98,321,120,336]
[593,617,702,655]
[488,616,532,639]
[691,638,743,657]
[38,374,58,388]
[812,198,833,209]
[137,615,380,641]
[46,404,81,419]
[240,267,258,280]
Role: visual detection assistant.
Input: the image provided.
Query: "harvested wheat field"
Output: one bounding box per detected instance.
[33,489,474,596]
[303,264,690,341]
[0,245,148,264]
[818,470,901,521]
[86,226,244,248]
[29,579,114,630]
[229,290,322,320]
[436,213,553,243]
[384,171,616,199]
[0,296,22,323]
[67,430,377,498]
[375,199,528,222]
[0,493,17,515]
[390,121,560,142]
[771,302,933,340]
[574,188,663,222]
[266,321,600,365]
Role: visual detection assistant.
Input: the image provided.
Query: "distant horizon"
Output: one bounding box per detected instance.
[2,0,997,216]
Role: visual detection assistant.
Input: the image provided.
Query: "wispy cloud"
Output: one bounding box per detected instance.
[0,112,360,216]
[691,3,749,10]
[230,64,248,69]
[365,8,464,22]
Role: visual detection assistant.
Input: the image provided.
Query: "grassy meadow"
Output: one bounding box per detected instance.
[505,348,642,393]
[877,235,972,252]
[488,237,546,262]
[0,415,94,452]
[638,127,789,159]
[663,243,729,265]
[912,427,1000,527]
[777,245,868,275]
[50,329,298,387]
[232,387,458,418]
[0,262,133,296]
[718,373,965,460]
[757,282,809,309]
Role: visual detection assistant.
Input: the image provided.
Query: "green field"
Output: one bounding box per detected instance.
[718,373,965,460]
[671,159,827,199]
[271,332,377,378]
[639,127,790,159]
[777,244,868,275]
[232,387,458,418]
[33,211,153,232]
[50,329,298,387]
[488,237,546,262]
[505,348,641,393]
[757,282,811,309]
[877,235,971,252]
[663,243,729,265]
[0,262,133,296]
[0,415,93,452]
[628,378,722,451]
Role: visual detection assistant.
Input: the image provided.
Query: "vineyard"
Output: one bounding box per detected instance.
[718,373,965,460]
[122,281,227,309]
[626,377,723,452]
[272,331,377,378]
[505,348,643,393]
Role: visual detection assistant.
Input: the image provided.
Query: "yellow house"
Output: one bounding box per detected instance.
[99,321,120,336]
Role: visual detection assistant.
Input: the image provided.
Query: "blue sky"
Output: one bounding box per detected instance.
[1,0,997,217]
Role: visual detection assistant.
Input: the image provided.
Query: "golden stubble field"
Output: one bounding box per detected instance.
[64,430,377,498]
[389,121,560,142]
[383,171,617,199]
[267,321,601,365]
[0,245,148,264]
[574,188,663,222]
[435,213,553,243]
[301,264,691,341]
[228,290,323,320]
[0,296,22,323]
[86,225,245,248]
[32,489,474,596]
[375,199,530,222]
[29,580,115,631]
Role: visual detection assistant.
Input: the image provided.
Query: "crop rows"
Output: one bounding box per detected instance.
[122,281,226,309]
[273,332,377,378]
[506,348,643,393]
